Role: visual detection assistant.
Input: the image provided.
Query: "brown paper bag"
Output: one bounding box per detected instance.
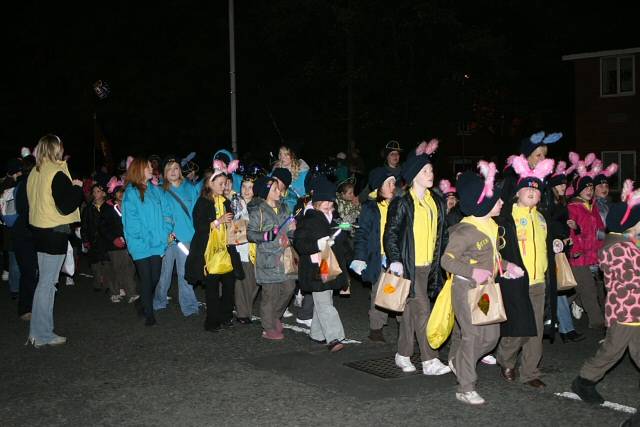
[555,252,578,291]
[468,280,507,325]
[283,246,300,276]
[374,270,412,312]
[319,245,342,283]
[227,219,248,245]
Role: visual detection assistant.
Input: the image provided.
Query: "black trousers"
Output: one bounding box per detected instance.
[134,256,162,320]
[204,272,235,329]
[13,235,38,316]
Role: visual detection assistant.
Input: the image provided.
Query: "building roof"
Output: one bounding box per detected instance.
[562,47,640,61]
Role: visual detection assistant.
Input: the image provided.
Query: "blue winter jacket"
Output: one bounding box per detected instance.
[163,180,199,243]
[353,199,385,283]
[122,183,173,261]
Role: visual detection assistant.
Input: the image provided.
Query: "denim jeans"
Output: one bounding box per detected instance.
[557,295,575,334]
[153,243,199,316]
[8,251,20,294]
[29,253,65,344]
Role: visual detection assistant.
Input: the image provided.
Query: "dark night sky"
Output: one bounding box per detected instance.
[3,1,639,175]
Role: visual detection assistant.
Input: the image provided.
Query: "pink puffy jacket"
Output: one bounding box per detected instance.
[567,199,604,267]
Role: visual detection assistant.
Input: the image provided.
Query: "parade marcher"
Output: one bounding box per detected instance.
[294,176,350,352]
[441,161,515,405]
[11,155,38,320]
[571,180,640,405]
[1,158,23,299]
[26,134,84,346]
[154,157,200,317]
[101,177,138,303]
[335,176,361,229]
[186,167,238,332]
[439,178,463,227]
[501,131,562,203]
[271,145,309,213]
[233,174,259,324]
[540,162,584,343]
[567,155,606,330]
[592,161,618,225]
[81,183,115,296]
[247,176,296,340]
[495,155,554,388]
[350,167,397,343]
[122,158,173,326]
[383,140,451,375]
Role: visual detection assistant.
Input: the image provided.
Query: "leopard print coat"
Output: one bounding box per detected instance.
[598,234,640,327]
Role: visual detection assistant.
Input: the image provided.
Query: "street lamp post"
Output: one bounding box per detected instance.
[229,0,238,154]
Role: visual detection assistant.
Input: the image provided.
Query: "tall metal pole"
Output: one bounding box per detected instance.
[229,0,238,154]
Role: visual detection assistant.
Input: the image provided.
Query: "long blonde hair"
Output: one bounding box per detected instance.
[275,146,301,180]
[35,134,64,171]
[162,160,183,190]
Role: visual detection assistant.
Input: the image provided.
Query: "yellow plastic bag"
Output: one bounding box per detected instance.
[426,274,455,349]
[204,225,233,275]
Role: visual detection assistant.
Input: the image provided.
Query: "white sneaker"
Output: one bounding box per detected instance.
[283,308,294,318]
[119,289,126,297]
[571,302,584,319]
[294,291,303,308]
[448,359,457,375]
[422,358,452,376]
[2,270,8,281]
[65,276,75,286]
[128,295,140,304]
[395,353,416,373]
[296,318,312,327]
[480,354,497,365]
[110,295,122,303]
[28,335,67,348]
[456,391,485,405]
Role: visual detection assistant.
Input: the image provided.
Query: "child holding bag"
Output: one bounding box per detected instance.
[495,154,554,389]
[572,180,640,404]
[441,162,523,405]
[294,176,350,352]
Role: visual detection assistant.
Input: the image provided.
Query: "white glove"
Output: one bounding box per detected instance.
[389,262,403,277]
[317,236,334,251]
[350,260,367,275]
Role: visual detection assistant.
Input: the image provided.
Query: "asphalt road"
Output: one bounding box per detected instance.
[1,268,638,427]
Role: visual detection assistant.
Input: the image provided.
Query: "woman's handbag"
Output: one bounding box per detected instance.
[204,225,233,275]
[427,274,454,348]
[468,279,507,325]
[373,270,411,312]
[555,252,578,291]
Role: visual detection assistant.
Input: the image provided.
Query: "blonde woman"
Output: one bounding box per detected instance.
[272,146,309,212]
[26,134,84,347]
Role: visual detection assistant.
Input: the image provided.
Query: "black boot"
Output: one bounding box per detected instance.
[571,376,604,404]
[561,330,586,343]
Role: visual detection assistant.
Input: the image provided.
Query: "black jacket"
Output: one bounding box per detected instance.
[353,199,386,284]
[383,189,448,298]
[495,203,538,337]
[99,203,126,252]
[185,196,242,285]
[81,203,110,263]
[294,209,350,293]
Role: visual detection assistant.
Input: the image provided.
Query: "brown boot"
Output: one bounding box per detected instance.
[368,328,386,343]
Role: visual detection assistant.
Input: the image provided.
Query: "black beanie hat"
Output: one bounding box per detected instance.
[456,171,502,217]
[515,176,544,193]
[547,173,568,188]
[573,175,594,196]
[607,202,640,233]
[401,154,431,183]
[254,176,277,200]
[271,167,292,188]
[593,173,610,186]
[368,167,396,190]
[310,176,336,202]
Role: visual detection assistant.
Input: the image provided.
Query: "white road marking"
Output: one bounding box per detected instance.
[555,392,637,414]
[250,316,362,344]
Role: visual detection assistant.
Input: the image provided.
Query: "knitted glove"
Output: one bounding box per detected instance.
[471,268,492,285]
